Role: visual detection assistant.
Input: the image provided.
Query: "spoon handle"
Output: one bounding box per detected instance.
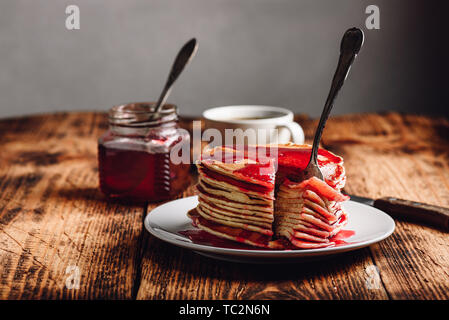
[155,38,198,114]
[309,28,364,164]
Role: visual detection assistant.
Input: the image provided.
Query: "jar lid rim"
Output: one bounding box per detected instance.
[109,102,178,127]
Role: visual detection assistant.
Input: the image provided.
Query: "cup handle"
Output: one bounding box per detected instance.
[277,122,305,144]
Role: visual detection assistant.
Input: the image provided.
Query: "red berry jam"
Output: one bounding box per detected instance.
[98,103,190,202]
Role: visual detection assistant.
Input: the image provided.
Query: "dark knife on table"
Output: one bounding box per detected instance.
[347,194,449,231]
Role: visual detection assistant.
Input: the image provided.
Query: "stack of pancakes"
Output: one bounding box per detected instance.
[189,147,281,248]
[188,144,349,249]
[275,176,349,248]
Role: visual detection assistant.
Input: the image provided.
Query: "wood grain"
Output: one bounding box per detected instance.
[0,113,144,299]
[0,112,448,299]
[322,112,449,299]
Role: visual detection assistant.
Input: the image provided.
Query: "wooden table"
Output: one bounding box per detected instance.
[0,112,448,300]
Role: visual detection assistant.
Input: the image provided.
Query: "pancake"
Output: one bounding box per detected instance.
[200,158,276,191]
[188,209,282,249]
[198,202,273,228]
[199,167,274,200]
[189,144,349,250]
[274,177,349,248]
[198,195,273,220]
[197,181,273,209]
[196,206,273,236]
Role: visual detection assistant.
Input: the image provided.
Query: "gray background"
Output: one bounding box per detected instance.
[0,0,446,119]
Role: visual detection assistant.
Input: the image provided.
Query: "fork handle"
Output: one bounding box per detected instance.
[309,28,363,165]
[373,197,449,231]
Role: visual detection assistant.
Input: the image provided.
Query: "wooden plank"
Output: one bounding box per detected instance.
[137,235,388,299]
[323,112,449,299]
[136,115,390,300]
[0,112,144,299]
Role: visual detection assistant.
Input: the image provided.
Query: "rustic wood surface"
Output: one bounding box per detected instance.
[0,111,447,300]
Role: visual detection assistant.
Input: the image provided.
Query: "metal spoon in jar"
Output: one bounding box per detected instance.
[153,38,198,118]
[302,27,364,180]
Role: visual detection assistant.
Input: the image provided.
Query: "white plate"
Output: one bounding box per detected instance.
[144,196,395,263]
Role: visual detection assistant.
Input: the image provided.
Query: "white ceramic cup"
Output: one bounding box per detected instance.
[202,105,304,145]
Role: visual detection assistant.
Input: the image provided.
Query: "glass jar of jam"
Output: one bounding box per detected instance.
[98,102,191,202]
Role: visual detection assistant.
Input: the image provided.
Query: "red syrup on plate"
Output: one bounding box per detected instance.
[178,229,356,250]
[329,230,356,246]
[178,229,264,250]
